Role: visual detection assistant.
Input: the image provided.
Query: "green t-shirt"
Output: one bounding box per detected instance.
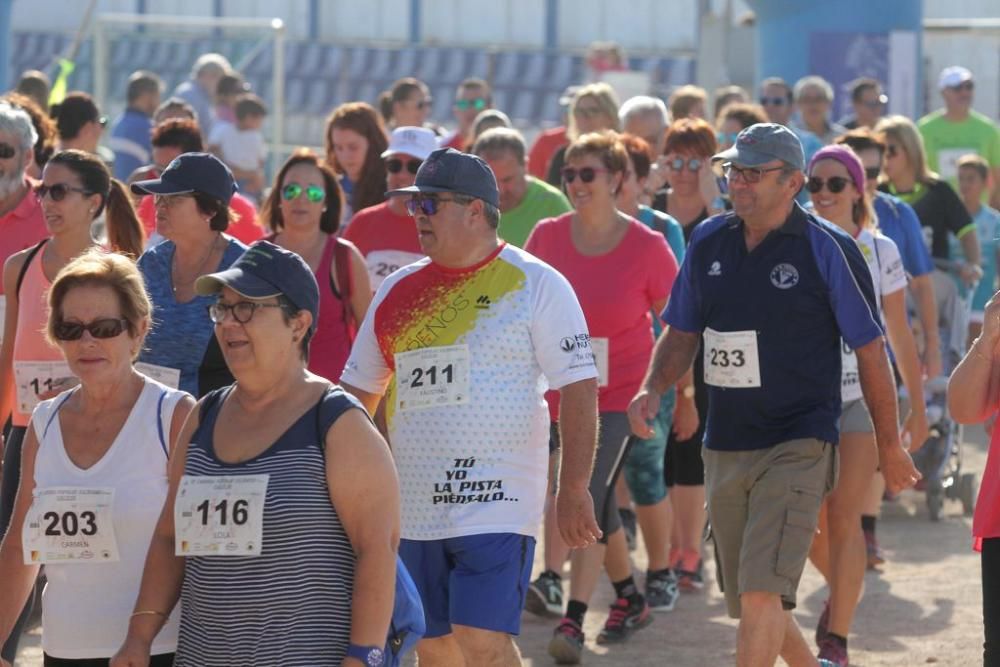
[498,176,571,248]
[918,109,1000,196]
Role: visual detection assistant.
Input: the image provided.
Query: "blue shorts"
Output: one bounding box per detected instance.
[398,533,535,638]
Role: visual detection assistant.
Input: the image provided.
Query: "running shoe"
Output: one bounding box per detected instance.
[817,636,849,667]
[864,528,886,569]
[548,618,584,664]
[596,597,653,644]
[645,569,679,612]
[525,571,564,617]
[815,599,830,645]
[676,550,705,591]
[619,507,638,551]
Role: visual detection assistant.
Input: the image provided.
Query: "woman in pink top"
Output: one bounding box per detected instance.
[0,149,144,662]
[525,131,677,662]
[259,150,371,382]
[949,293,1000,666]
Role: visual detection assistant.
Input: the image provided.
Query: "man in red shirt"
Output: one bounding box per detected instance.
[527,86,577,180]
[344,125,437,291]
[441,78,493,152]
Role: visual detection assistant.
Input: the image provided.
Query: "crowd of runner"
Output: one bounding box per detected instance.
[0,42,997,667]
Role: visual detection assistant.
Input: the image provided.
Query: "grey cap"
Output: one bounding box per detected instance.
[712,122,805,171]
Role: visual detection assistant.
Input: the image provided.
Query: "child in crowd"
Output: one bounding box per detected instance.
[209,93,268,202]
[956,153,1000,345]
[213,73,249,128]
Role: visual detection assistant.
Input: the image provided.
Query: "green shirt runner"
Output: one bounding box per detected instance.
[498,176,571,248]
[918,109,1000,197]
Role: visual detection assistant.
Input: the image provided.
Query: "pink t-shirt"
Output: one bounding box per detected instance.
[0,181,48,294]
[974,423,1000,550]
[525,212,678,417]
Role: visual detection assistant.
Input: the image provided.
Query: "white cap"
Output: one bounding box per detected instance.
[939,66,973,91]
[381,126,439,160]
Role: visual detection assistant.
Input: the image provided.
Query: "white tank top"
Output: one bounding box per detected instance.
[29,376,185,659]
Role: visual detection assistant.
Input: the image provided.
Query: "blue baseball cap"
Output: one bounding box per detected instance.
[712,122,805,171]
[194,241,319,333]
[386,147,500,209]
[131,152,237,205]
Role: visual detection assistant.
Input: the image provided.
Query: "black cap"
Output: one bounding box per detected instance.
[386,147,500,209]
[131,152,237,205]
[194,241,320,334]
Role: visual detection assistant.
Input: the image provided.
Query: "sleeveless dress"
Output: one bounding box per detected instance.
[174,386,362,666]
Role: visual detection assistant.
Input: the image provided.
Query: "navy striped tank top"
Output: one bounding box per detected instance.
[175,386,361,666]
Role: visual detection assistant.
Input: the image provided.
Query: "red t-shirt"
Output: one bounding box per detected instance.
[975,423,1000,550]
[137,192,264,246]
[343,201,425,292]
[525,212,678,416]
[442,131,466,151]
[527,127,568,180]
[0,181,48,295]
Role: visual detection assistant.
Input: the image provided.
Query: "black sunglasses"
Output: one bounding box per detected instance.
[405,196,466,217]
[386,158,422,175]
[806,176,851,194]
[53,318,129,341]
[561,167,609,184]
[864,166,882,180]
[760,96,788,107]
[37,183,93,201]
[0,143,16,159]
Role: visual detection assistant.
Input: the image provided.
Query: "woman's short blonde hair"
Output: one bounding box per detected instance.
[47,250,151,359]
[876,114,937,183]
[568,83,621,140]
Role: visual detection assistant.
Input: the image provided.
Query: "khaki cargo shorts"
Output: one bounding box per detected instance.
[703,438,838,619]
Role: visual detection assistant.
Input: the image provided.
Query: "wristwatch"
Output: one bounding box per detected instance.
[346,644,385,666]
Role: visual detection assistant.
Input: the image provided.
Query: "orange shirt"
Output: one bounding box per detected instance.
[137,192,264,246]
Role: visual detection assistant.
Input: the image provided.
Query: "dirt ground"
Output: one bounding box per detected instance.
[16,430,989,666]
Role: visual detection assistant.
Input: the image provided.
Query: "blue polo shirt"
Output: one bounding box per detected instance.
[873,191,934,278]
[664,203,882,451]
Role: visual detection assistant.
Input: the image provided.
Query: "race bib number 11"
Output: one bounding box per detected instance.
[175,475,269,557]
[703,328,762,388]
[14,361,76,414]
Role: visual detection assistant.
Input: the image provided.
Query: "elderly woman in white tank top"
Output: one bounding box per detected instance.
[0,250,194,667]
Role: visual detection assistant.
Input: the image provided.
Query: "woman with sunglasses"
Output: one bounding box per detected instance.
[805,144,927,667]
[344,126,436,292]
[131,152,246,398]
[378,77,434,132]
[0,148,145,663]
[112,241,400,667]
[0,251,193,667]
[526,131,678,661]
[260,149,371,382]
[325,102,390,225]
[545,83,621,188]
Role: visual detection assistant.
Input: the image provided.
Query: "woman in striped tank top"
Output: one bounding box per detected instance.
[113,241,401,667]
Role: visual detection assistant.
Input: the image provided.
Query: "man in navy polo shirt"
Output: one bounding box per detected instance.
[627,123,920,667]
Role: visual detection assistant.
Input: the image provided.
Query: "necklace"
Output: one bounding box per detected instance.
[172,235,221,293]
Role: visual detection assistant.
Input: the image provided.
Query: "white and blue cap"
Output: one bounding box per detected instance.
[195,241,319,334]
[381,126,439,160]
[712,122,805,172]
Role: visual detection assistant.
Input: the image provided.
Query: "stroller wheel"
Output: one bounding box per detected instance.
[927,489,944,522]
[959,473,977,517]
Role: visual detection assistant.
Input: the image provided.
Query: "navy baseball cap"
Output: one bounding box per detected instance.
[131,152,237,205]
[712,122,805,171]
[194,241,319,333]
[386,147,500,209]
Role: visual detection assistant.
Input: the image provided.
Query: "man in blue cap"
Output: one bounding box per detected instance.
[341,148,601,667]
[627,124,920,667]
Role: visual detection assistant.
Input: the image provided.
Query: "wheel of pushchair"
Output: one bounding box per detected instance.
[927,487,945,521]
[959,473,977,517]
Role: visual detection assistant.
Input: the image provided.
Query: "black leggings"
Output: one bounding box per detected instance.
[1,425,32,663]
[985,537,1000,666]
[44,653,174,666]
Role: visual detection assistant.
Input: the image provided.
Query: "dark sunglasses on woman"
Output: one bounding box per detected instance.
[53,318,129,341]
[806,176,850,194]
[37,183,93,202]
[281,183,325,203]
[561,167,609,184]
[386,158,422,175]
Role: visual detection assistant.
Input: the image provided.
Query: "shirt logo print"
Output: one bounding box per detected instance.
[770,263,799,289]
[708,261,722,276]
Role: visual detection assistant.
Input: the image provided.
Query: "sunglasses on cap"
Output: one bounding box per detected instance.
[37,183,93,201]
[669,157,702,173]
[52,318,129,341]
[404,195,467,217]
[281,183,325,203]
[759,96,788,107]
[562,167,609,183]
[806,176,851,194]
[454,98,488,112]
[386,158,422,175]
[0,143,16,159]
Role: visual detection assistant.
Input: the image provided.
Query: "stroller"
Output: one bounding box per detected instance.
[909,269,977,521]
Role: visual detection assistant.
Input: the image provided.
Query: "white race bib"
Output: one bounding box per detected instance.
[841,339,862,402]
[22,487,119,564]
[14,361,77,414]
[703,328,762,388]
[366,250,425,291]
[174,475,269,557]
[395,344,471,412]
[591,337,609,387]
[937,147,977,181]
[134,362,181,389]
